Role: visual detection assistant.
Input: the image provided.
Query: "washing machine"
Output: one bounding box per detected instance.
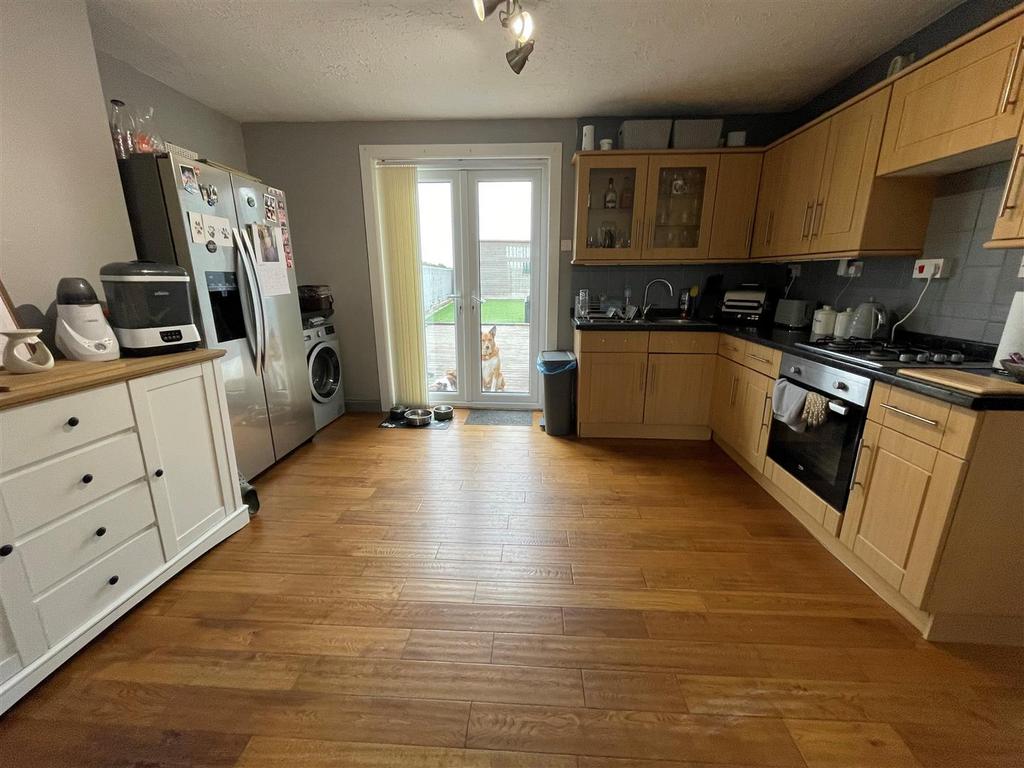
[304,322,345,430]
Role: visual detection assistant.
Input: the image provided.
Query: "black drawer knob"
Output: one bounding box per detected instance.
[154,469,164,478]
[95,527,107,537]
[67,416,80,428]
[108,575,119,586]
[82,473,94,484]
[0,544,12,557]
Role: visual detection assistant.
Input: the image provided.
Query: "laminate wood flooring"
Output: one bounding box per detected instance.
[2,411,1021,767]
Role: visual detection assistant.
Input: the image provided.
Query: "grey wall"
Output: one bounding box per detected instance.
[789,164,1023,344]
[0,0,137,339]
[241,119,577,409]
[94,51,248,171]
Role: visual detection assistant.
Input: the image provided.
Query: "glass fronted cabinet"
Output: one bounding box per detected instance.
[642,154,720,261]
[573,155,648,261]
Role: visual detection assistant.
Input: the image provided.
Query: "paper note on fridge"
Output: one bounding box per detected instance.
[250,223,290,296]
[188,211,206,244]
[204,214,233,247]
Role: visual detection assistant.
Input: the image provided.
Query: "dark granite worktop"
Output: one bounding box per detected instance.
[573,318,1024,411]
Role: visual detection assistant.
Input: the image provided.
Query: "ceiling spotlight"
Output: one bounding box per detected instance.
[506,39,535,75]
[472,0,504,21]
[509,10,534,43]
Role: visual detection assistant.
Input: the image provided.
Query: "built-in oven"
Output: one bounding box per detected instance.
[766,353,873,512]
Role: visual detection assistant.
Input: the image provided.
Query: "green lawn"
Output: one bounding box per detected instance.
[426,298,526,325]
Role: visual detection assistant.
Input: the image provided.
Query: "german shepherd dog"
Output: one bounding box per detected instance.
[480,325,506,391]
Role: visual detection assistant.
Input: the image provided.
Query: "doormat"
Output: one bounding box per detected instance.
[464,410,534,426]
[378,417,452,430]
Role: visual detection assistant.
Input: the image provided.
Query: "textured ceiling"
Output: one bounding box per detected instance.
[87,0,963,123]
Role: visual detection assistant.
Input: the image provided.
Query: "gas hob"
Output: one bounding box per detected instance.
[795,337,993,369]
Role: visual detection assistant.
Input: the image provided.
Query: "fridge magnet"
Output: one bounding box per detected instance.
[272,226,287,267]
[275,197,288,225]
[263,194,278,223]
[205,214,233,247]
[281,225,293,267]
[250,224,289,296]
[179,164,199,195]
[188,210,207,244]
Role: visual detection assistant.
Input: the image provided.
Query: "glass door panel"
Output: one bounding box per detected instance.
[573,155,647,262]
[467,170,543,405]
[643,154,719,261]
[417,172,463,402]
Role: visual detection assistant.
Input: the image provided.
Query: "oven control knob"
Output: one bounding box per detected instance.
[932,353,948,363]
[916,352,930,363]
[950,352,964,364]
[789,366,801,375]
[832,381,848,391]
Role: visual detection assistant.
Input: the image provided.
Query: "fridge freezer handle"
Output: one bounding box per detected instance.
[234,246,259,370]
[233,228,265,374]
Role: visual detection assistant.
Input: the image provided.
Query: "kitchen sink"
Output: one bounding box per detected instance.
[650,318,712,326]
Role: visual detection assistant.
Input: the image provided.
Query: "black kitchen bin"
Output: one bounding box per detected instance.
[536,351,577,436]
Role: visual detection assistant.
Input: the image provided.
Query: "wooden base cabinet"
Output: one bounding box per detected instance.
[578,352,648,428]
[644,353,715,427]
[710,340,778,474]
[0,359,248,713]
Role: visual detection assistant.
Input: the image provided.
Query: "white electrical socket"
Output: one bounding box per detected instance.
[836,259,863,277]
[788,264,801,277]
[560,239,572,252]
[1019,253,1024,279]
[912,258,951,279]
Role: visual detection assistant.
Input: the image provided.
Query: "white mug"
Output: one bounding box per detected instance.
[599,139,613,151]
[581,125,595,151]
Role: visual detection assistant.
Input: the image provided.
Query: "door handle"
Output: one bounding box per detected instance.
[878,402,938,426]
[233,229,263,372]
[999,144,1024,217]
[811,200,824,237]
[801,202,813,239]
[1000,35,1024,113]
[851,442,874,493]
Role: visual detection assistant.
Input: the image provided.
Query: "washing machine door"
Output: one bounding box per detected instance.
[308,342,341,403]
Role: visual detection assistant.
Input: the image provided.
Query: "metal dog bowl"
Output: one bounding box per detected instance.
[432,405,454,421]
[389,404,410,421]
[403,408,433,427]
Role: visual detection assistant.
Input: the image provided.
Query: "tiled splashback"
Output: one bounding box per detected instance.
[570,163,1023,343]
[788,163,1022,344]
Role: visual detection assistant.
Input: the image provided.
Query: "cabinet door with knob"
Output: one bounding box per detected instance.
[129,363,237,555]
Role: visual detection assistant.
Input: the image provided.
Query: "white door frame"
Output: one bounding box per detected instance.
[359,143,562,410]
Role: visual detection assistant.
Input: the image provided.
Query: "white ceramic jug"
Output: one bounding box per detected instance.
[1,329,54,373]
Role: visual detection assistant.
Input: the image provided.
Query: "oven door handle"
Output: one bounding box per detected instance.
[828,400,849,416]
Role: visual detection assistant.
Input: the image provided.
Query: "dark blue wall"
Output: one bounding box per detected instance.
[576,0,1020,150]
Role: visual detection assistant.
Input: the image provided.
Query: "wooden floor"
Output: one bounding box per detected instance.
[2,411,1022,767]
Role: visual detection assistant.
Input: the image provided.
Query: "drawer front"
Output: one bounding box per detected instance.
[717,335,747,362]
[743,344,780,377]
[0,432,146,538]
[649,332,719,354]
[17,482,156,594]
[578,331,649,353]
[35,527,164,647]
[870,385,950,448]
[0,384,134,473]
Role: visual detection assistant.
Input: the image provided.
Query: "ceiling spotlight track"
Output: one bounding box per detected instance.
[472,0,536,74]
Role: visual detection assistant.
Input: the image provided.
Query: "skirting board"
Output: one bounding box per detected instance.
[578,424,711,440]
[0,505,250,714]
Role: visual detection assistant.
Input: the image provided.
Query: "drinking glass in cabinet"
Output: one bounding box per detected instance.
[653,166,706,249]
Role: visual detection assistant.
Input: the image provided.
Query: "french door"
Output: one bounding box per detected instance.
[418,167,544,408]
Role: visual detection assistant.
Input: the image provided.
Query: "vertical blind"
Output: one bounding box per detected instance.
[375,165,428,405]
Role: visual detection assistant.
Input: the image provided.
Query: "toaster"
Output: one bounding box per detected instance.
[774,299,813,329]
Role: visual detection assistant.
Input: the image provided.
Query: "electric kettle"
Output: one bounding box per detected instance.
[849,298,887,339]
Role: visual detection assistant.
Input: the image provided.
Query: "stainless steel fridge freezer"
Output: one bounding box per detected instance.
[118,152,315,478]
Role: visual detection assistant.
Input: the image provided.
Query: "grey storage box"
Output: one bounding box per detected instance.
[671,118,724,149]
[617,119,672,150]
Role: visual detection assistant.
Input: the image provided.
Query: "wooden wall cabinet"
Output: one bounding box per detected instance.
[878,15,1024,175]
[989,120,1024,244]
[752,87,935,260]
[573,151,762,263]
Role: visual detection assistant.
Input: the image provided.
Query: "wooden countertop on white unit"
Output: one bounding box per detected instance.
[0,349,225,410]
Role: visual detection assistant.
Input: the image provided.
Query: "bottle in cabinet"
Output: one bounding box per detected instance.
[604,178,618,209]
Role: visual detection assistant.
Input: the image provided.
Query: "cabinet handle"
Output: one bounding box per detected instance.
[82,473,94,484]
[852,443,874,495]
[729,377,738,406]
[999,144,1024,217]
[107,575,119,586]
[154,468,165,478]
[95,527,107,537]
[744,216,753,253]
[879,402,938,426]
[747,354,771,365]
[0,544,12,557]
[1000,35,1024,113]
[801,202,813,239]
[66,416,79,428]
[764,210,774,246]
[811,200,824,237]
